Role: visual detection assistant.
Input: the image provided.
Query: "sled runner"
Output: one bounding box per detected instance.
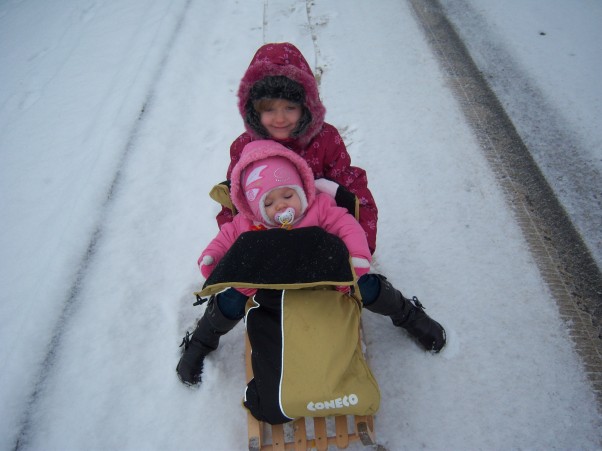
[197,227,379,450]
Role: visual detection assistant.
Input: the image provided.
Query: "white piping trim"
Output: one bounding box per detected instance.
[278,290,293,420]
[243,294,260,329]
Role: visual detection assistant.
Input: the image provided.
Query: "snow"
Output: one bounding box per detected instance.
[0,1,600,450]
[439,0,602,268]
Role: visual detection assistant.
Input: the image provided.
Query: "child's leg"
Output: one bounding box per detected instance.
[176,288,247,385]
[357,273,381,304]
[216,288,248,320]
[358,274,446,353]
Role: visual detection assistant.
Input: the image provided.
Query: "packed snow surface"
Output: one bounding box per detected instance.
[1,1,600,450]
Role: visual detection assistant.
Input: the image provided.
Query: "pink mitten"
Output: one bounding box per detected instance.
[314,178,339,198]
[235,287,257,297]
[199,255,216,279]
[354,266,370,278]
[351,257,371,278]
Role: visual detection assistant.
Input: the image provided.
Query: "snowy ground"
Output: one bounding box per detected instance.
[440,0,602,273]
[1,1,600,450]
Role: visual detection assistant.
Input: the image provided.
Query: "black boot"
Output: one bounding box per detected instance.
[365,275,446,353]
[176,296,240,385]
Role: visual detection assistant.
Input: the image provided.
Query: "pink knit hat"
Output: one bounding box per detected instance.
[230,140,316,225]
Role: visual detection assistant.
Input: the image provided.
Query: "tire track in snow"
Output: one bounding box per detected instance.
[439,0,602,270]
[12,1,193,449]
[261,0,325,87]
[408,0,602,414]
[304,0,324,88]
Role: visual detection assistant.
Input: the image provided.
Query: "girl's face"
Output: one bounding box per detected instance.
[259,99,302,140]
[263,187,302,222]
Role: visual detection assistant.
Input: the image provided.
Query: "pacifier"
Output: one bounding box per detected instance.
[274,207,295,226]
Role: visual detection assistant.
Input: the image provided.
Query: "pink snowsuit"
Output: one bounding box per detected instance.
[200,141,371,280]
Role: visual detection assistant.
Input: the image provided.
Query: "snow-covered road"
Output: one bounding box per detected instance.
[1,1,600,449]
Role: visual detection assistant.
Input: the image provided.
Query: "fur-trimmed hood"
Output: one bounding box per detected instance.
[230,140,316,224]
[237,43,326,148]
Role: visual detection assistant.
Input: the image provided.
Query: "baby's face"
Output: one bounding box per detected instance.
[263,187,302,222]
[259,99,302,140]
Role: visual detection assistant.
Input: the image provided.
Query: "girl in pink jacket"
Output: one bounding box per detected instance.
[176,43,446,386]
[217,42,378,254]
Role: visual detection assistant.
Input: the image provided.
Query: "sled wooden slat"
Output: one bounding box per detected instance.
[292,418,306,450]
[244,333,377,450]
[271,424,285,450]
[313,417,328,450]
[335,415,349,448]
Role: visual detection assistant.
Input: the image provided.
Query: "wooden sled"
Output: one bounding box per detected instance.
[245,334,376,451]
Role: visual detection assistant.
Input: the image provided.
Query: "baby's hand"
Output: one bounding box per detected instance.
[335,285,351,294]
[199,255,216,279]
[351,257,370,278]
[314,178,339,198]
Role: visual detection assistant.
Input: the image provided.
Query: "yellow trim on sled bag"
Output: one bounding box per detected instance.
[196,258,362,300]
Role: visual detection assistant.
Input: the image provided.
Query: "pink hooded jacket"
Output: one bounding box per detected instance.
[216,42,379,254]
[200,141,372,280]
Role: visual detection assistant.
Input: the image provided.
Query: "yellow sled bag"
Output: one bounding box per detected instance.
[198,227,380,425]
[246,287,380,424]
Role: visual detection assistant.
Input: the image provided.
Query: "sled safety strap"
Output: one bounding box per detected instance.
[193,293,211,306]
[209,181,237,216]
